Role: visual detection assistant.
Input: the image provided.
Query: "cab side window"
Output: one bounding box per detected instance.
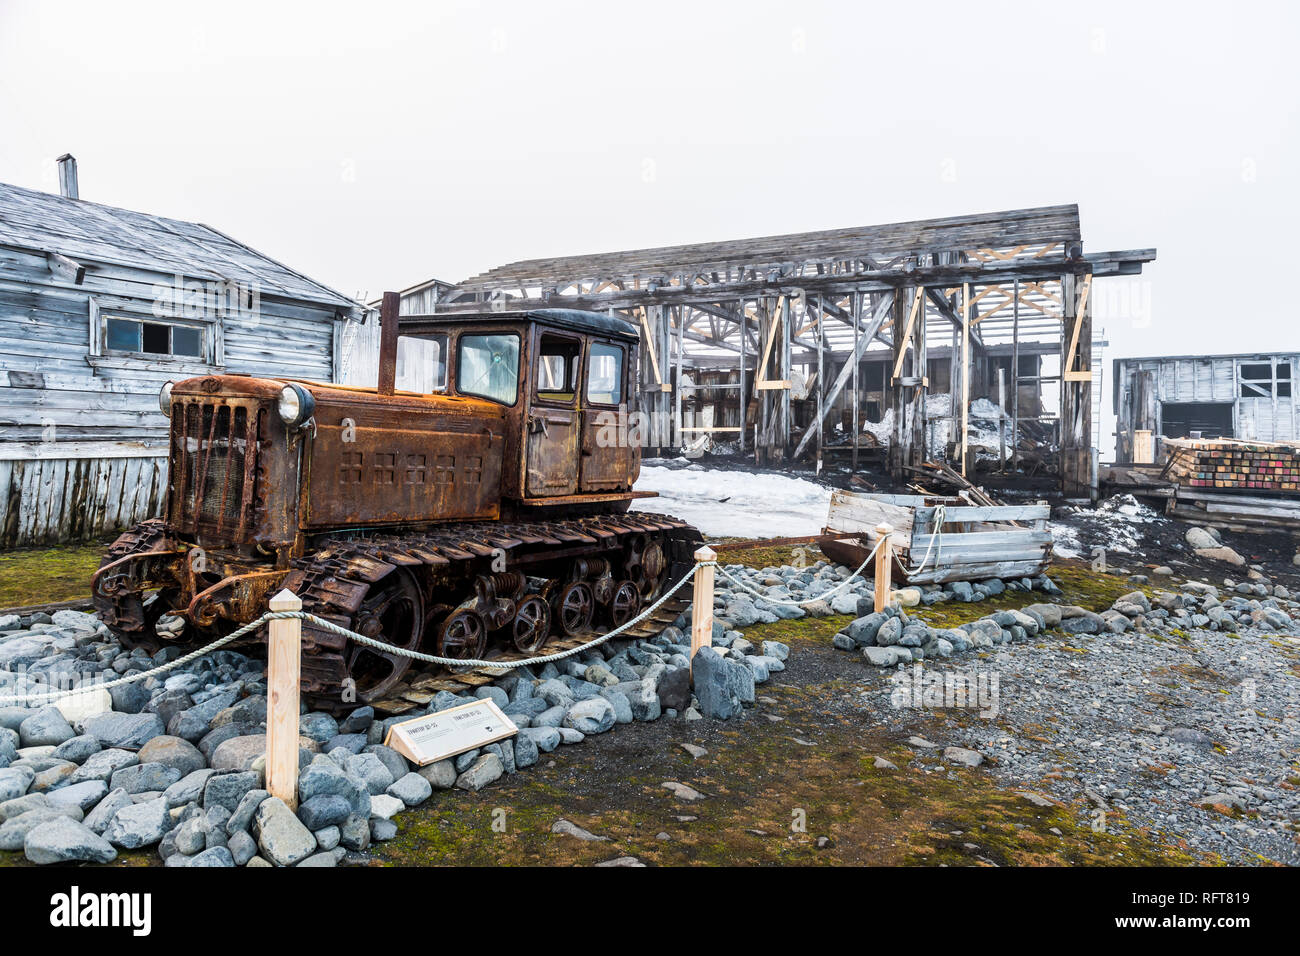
[396,333,447,393]
[587,342,624,405]
[536,333,581,403]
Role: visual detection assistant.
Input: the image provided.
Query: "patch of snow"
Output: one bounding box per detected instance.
[632,465,832,539]
[1051,494,1167,558]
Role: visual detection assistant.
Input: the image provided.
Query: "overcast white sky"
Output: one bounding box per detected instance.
[1,0,1296,395]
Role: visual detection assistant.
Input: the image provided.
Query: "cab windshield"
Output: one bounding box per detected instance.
[456,333,520,405]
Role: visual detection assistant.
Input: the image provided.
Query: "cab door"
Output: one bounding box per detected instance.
[525,330,582,496]
[580,339,632,491]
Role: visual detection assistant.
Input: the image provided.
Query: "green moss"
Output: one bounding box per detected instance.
[372,662,1228,867]
[0,541,109,608]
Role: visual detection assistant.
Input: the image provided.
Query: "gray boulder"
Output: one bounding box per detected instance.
[225,787,269,835]
[187,846,235,867]
[692,647,741,719]
[136,735,206,776]
[68,748,138,784]
[24,816,116,864]
[563,698,616,735]
[387,772,433,807]
[162,768,216,808]
[345,752,395,795]
[415,760,457,790]
[52,734,101,764]
[296,794,352,830]
[83,788,134,834]
[513,731,539,769]
[0,805,83,850]
[254,796,317,866]
[81,712,164,751]
[103,796,171,848]
[454,753,503,791]
[846,611,886,646]
[110,762,182,795]
[19,707,75,748]
[863,646,909,667]
[47,780,108,812]
[203,771,261,812]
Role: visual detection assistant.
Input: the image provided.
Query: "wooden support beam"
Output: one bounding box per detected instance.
[1062,274,1093,379]
[961,282,971,477]
[639,306,664,386]
[890,285,925,382]
[1059,273,1094,497]
[791,290,895,459]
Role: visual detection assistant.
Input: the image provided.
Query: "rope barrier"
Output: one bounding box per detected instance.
[288,562,700,670]
[0,561,704,705]
[0,531,918,707]
[711,536,885,609]
[0,615,269,706]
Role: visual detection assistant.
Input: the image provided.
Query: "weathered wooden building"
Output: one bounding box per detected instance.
[0,157,363,547]
[1113,352,1299,462]
[388,204,1153,496]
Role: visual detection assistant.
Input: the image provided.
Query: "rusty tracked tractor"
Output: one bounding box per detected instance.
[93,295,701,708]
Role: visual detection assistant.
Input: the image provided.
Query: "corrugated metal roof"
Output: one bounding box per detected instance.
[0,181,360,311]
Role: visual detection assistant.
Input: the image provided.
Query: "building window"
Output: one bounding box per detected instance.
[104,316,206,359]
[1239,359,1292,399]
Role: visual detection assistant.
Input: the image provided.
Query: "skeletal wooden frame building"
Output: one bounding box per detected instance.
[391,205,1155,498]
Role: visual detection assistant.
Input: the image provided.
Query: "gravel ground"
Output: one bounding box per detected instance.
[858,619,1300,865]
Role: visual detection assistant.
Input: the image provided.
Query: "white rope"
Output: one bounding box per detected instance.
[899,503,946,576]
[0,563,704,706]
[293,562,700,670]
[712,534,885,609]
[0,615,268,706]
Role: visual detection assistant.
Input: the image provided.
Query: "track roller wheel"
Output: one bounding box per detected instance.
[436,608,488,662]
[511,595,552,654]
[554,581,594,637]
[347,568,425,702]
[607,579,641,628]
[628,535,668,598]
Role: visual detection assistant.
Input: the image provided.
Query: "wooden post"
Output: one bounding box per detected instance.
[873,523,893,613]
[997,366,1007,470]
[960,282,971,477]
[266,588,302,809]
[690,545,717,679]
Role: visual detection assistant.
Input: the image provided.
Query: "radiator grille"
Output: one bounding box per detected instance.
[173,401,262,539]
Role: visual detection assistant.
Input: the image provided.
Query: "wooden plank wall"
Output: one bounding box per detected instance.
[0,453,167,547]
[0,243,338,444]
[1,241,343,544]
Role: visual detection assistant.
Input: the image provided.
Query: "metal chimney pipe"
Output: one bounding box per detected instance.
[56,154,79,199]
[376,291,400,395]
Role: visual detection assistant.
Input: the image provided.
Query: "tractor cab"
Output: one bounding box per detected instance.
[392,307,643,506]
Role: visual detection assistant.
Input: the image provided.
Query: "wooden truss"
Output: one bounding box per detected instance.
[418,204,1153,495]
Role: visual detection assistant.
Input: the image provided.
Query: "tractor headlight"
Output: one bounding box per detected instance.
[158,381,174,417]
[277,383,315,429]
